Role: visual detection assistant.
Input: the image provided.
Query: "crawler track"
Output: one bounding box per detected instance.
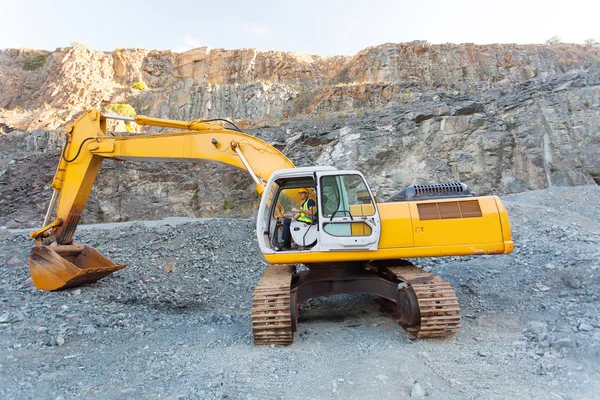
[252,262,460,344]
[385,262,461,338]
[251,265,294,345]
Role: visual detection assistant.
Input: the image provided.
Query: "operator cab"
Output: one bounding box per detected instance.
[257,167,382,254]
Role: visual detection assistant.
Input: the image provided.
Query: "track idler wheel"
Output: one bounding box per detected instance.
[376,261,461,338]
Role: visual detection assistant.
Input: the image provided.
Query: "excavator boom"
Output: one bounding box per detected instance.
[30,109,294,290]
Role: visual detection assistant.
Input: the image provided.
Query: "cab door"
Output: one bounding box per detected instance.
[316,171,381,251]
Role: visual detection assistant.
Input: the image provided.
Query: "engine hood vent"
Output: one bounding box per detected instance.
[386,182,472,202]
[417,200,482,220]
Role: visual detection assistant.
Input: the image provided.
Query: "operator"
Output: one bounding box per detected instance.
[280,188,317,250]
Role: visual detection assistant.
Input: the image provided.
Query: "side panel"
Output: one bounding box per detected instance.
[377,202,415,248]
[409,197,502,247]
[494,196,515,253]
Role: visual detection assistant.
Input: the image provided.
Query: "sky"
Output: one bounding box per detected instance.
[1,0,598,56]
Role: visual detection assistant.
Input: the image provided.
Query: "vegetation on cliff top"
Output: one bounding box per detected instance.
[23,53,48,71]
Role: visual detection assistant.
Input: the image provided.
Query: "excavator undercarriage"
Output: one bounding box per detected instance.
[251,260,460,345]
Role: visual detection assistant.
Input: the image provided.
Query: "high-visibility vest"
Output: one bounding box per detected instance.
[298,199,317,224]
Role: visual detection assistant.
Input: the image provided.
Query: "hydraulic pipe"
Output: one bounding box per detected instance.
[42,189,59,227]
[233,144,262,185]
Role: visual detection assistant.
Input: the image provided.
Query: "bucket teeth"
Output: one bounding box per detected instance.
[29,244,126,291]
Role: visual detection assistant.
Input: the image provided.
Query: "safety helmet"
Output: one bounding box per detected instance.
[298,188,309,194]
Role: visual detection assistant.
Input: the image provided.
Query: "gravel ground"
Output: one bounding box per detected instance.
[1,186,599,399]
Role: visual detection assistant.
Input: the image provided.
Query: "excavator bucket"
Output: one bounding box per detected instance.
[29,245,126,291]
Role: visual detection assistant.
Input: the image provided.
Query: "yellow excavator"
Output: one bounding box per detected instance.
[29,109,513,344]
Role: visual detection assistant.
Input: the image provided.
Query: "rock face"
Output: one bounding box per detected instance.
[0,42,599,227]
[2,42,599,129]
[0,45,349,129]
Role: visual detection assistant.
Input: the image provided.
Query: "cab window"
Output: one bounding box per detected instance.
[320,174,375,218]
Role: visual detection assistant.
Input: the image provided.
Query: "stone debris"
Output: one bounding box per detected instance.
[0,184,598,399]
[163,263,175,273]
[578,323,594,332]
[6,255,21,267]
[411,382,426,399]
[550,338,576,350]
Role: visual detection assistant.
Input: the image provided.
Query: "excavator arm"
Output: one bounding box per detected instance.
[29,109,294,290]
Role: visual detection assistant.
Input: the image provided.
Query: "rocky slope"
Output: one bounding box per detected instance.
[0,42,599,227]
[0,186,599,399]
[2,42,599,130]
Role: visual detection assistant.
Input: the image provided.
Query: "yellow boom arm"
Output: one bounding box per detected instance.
[29,109,295,291]
[32,110,294,246]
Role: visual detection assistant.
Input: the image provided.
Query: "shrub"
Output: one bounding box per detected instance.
[584,38,597,46]
[223,200,232,210]
[132,81,147,91]
[104,103,136,117]
[545,36,562,45]
[505,118,518,130]
[23,53,48,71]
